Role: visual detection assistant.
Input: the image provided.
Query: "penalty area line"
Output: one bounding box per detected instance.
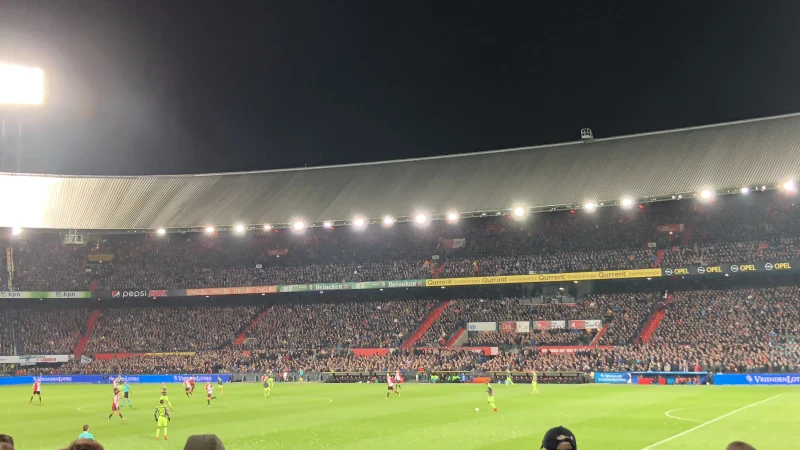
[642,394,781,449]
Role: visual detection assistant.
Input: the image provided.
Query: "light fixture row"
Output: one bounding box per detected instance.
[13,180,792,238]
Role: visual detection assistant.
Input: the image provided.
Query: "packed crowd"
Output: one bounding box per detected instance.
[243,296,436,349]
[0,311,13,355]
[417,293,658,348]
[2,192,799,292]
[15,308,89,355]
[86,304,260,353]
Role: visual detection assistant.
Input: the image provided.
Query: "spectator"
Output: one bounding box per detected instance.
[78,425,94,441]
[541,426,577,450]
[184,434,226,450]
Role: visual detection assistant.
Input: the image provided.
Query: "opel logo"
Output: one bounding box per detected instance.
[697,267,705,274]
[665,268,673,275]
[765,263,773,271]
[731,265,739,272]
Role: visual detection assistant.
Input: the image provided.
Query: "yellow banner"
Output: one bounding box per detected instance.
[144,352,196,357]
[88,254,114,262]
[426,268,661,287]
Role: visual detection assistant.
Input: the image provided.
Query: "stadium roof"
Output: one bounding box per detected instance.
[3,113,800,231]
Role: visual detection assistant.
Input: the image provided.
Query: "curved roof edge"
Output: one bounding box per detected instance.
[2,112,800,230]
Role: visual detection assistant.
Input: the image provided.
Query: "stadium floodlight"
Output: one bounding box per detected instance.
[383,215,395,226]
[783,180,797,192]
[740,187,750,195]
[234,224,245,233]
[415,213,428,225]
[292,221,306,231]
[11,227,22,236]
[512,207,526,218]
[584,202,596,211]
[156,228,166,235]
[204,226,215,234]
[621,197,634,208]
[699,189,714,200]
[352,217,366,228]
[446,211,459,223]
[263,224,272,230]
[323,221,333,228]
[0,63,44,105]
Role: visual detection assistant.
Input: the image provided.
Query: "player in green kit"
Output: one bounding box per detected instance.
[486,383,497,412]
[268,374,275,388]
[217,376,224,395]
[159,383,173,411]
[504,369,515,386]
[262,374,271,398]
[531,370,539,395]
[154,399,170,441]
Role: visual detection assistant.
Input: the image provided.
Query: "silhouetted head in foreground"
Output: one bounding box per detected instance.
[541,426,576,450]
[727,442,756,450]
[63,439,104,450]
[184,434,226,450]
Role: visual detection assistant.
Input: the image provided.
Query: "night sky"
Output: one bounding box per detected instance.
[1,1,800,176]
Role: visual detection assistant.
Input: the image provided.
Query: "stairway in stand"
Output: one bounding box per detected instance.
[402,301,453,348]
[232,307,272,346]
[74,309,100,358]
[589,324,609,346]
[445,327,465,347]
[638,310,666,344]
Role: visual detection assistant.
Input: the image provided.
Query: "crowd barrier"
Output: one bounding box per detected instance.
[713,374,800,385]
[0,374,231,386]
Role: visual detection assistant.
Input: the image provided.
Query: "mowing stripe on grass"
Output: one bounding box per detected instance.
[642,394,781,449]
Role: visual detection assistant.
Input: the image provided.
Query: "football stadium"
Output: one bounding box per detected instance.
[1,110,800,449]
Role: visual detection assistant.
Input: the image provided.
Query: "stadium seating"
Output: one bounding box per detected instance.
[86,304,260,353]
[15,307,89,355]
[3,193,799,292]
[242,296,436,350]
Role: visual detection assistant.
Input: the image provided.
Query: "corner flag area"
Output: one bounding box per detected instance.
[2,383,797,449]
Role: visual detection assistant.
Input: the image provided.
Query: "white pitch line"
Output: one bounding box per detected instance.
[642,394,781,449]
[664,408,707,424]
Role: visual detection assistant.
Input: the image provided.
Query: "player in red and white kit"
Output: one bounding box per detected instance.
[385,374,400,399]
[205,382,217,406]
[394,370,404,392]
[189,377,196,395]
[29,379,42,404]
[184,378,193,398]
[108,389,125,421]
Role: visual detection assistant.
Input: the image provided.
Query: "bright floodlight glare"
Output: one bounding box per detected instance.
[621,197,634,208]
[415,213,428,224]
[699,189,713,199]
[584,202,596,211]
[323,221,333,228]
[263,224,272,230]
[204,226,215,234]
[740,187,750,195]
[156,228,166,235]
[292,221,305,231]
[383,215,395,226]
[0,63,44,105]
[11,227,22,236]
[784,180,797,192]
[353,217,366,228]
[446,211,459,223]
[234,224,245,233]
[513,207,525,217]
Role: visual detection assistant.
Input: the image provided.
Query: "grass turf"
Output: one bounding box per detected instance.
[0,383,797,449]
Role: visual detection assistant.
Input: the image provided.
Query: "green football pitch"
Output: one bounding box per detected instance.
[1,383,797,449]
